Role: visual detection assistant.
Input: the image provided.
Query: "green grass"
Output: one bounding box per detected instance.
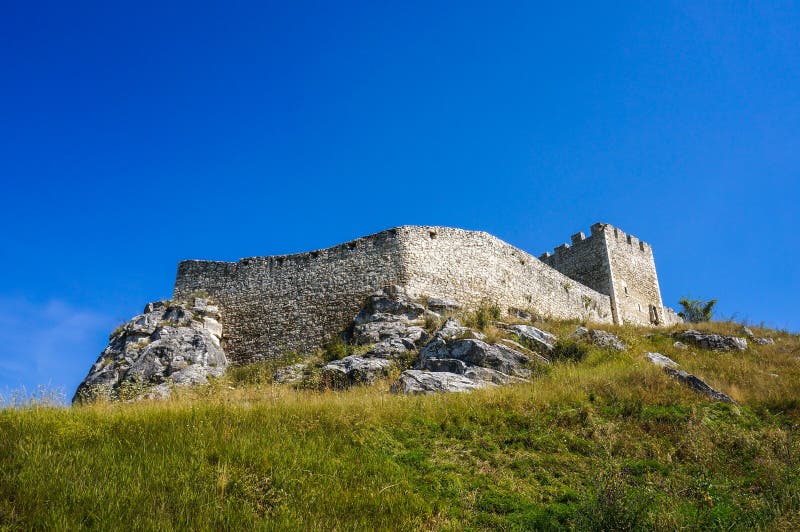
[1,320,799,530]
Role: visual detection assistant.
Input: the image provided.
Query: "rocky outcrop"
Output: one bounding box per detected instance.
[389,370,488,394]
[644,352,735,404]
[570,327,626,351]
[390,319,538,394]
[418,337,533,378]
[506,324,556,355]
[675,330,747,351]
[73,298,227,403]
[303,286,433,389]
[351,286,431,359]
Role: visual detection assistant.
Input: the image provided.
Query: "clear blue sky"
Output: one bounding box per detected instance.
[1,1,798,399]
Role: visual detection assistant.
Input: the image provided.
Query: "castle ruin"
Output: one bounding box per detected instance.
[173,223,679,364]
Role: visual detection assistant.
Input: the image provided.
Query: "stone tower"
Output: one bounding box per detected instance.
[540,223,673,326]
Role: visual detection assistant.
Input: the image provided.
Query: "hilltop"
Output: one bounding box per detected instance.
[2,311,799,530]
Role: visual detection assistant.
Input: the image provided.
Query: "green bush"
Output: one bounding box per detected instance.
[677,297,717,323]
[228,353,301,386]
[321,336,356,362]
[551,340,590,363]
[467,303,502,331]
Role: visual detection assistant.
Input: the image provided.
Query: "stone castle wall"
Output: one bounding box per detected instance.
[174,226,614,363]
[174,229,407,364]
[541,223,678,326]
[396,226,612,323]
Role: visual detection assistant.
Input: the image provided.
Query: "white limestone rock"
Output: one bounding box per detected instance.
[390,370,490,394]
[644,352,679,369]
[675,330,747,351]
[320,356,396,389]
[570,327,626,351]
[419,338,532,378]
[508,324,557,354]
[644,352,736,404]
[73,298,227,403]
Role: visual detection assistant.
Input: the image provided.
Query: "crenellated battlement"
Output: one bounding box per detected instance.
[542,223,652,260]
[539,222,673,326]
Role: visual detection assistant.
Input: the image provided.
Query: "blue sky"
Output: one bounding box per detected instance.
[1,1,798,399]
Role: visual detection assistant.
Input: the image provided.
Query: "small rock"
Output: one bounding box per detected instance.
[673,341,688,350]
[644,352,679,369]
[742,327,755,338]
[390,370,489,394]
[664,368,736,404]
[435,318,473,341]
[754,337,775,345]
[675,330,747,351]
[508,308,533,321]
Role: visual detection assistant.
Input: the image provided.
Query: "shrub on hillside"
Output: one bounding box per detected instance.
[677,297,717,323]
[551,340,590,363]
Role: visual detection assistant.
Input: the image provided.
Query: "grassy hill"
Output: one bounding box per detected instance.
[1,320,799,530]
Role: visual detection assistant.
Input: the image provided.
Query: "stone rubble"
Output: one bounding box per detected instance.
[73,298,227,403]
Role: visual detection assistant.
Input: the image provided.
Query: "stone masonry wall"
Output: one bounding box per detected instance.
[396,226,612,323]
[600,224,668,326]
[538,226,616,321]
[174,229,407,363]
[541,223,678,326]
[174,226,614,364]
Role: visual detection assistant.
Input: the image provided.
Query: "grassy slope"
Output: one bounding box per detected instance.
[1,321,799,531]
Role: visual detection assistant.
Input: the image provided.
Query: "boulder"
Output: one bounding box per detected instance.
[418,357,528,385]
[363,338,418,359]
[644,352,736,404]
[507,324,557,354]
[675,330,747,351]
[420,338,532,378]
[353,285,426,325]
[570,327,626,351]
[352,320,428,346]
[664,368,736,404]
[320,356,396,389]
[73,298,227,403]
[390,370,489,394]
